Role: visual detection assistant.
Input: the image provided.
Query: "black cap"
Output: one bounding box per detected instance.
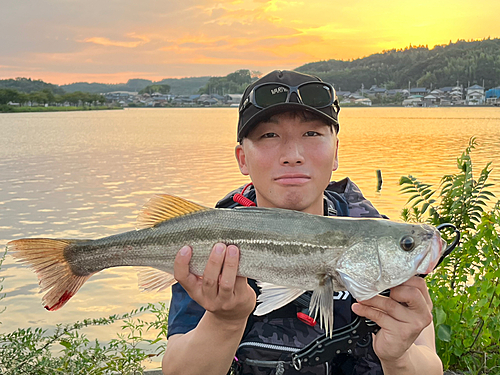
[237,70,340,142]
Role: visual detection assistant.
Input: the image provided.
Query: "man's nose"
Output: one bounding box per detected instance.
[280,142,305,165]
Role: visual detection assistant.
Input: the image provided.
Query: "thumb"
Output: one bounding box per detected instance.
[173,246,198,290]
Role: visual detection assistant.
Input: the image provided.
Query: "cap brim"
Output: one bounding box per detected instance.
[238,102,338,141]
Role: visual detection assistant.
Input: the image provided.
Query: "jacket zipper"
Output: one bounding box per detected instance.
[238,341,300,353]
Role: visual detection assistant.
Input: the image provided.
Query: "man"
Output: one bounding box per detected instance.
[162,70,443,375]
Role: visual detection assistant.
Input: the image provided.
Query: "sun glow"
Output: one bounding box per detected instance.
[0,0,498,84]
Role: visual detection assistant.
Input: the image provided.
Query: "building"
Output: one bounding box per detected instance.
[485,87,500,105]
[466,85,485,105]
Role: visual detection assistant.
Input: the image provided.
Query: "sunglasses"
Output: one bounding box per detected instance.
[240,81,339,113]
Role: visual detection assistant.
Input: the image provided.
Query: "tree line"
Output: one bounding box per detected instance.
[0,88,105,107]
[198,69,255,95]
[296,38,500,92]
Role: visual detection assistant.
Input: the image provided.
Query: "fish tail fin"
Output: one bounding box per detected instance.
[7,238,92,311]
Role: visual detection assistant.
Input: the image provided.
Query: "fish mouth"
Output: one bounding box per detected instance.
[416,231,444,274]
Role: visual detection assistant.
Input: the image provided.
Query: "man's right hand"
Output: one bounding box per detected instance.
[174,243,257,324]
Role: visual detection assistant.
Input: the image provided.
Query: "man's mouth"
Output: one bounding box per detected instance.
[274,174,311,185]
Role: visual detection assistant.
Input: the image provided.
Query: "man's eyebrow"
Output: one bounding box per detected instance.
[260,117,279,124]
[261,117,322,124]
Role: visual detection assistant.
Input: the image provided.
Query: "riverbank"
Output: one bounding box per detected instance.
[0,105,122,113]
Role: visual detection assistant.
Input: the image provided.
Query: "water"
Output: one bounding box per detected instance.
[0,107,499,355]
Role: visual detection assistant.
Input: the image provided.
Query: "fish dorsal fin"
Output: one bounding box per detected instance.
[136,194,208,230]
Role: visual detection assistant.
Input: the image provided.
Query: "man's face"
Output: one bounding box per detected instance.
[235,112,339,215]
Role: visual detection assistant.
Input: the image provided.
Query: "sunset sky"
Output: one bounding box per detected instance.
[1,0,499,85]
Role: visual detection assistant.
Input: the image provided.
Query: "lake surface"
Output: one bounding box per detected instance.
[1,107,499,358]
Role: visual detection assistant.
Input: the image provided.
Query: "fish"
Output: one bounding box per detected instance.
[7,194,445,336]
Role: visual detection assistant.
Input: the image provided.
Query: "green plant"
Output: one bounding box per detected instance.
[400,138,500,374]
[0,299,169,374]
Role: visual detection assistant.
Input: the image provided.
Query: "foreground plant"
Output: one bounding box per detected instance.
[0,302,168,375]
[400,138,500,374]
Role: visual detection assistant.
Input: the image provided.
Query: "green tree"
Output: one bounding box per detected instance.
[0,89,21,104]
[400,138,500,373]
[139,84,171,95]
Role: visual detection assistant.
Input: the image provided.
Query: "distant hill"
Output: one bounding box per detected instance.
[4,39,499,96]
[61,77,210,95]
[155,77,211,95]
[60,79,155,94]
[296,38,500,92]
[0,78,65,95]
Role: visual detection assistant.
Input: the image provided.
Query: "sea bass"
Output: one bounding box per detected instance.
[7,194,444,336]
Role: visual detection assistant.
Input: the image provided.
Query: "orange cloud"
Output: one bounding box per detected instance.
[83,34,150,48]
[1,0,499,84]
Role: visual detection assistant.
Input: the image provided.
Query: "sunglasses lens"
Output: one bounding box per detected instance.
[300,83,333,107]
[254,84,289,107]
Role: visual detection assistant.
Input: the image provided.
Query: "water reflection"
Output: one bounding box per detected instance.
[0,107,499,353]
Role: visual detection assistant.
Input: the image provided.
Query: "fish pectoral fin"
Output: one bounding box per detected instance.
[137,267,177,292]
[310,276,335,338]
[254,282,306,316]
[136,194,209,230]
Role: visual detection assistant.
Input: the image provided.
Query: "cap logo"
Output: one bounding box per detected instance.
[271,86,288,95]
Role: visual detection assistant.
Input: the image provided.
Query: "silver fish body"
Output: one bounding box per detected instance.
[8,194,444,336]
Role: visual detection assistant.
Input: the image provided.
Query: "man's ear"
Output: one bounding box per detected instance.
[235,144,249,176]
[332,139,339,172]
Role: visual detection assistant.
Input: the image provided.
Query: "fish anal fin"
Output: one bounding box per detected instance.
[137,267,177,292]
[310,276,335,338]
[254,282,306,316]
[136,194,209,230]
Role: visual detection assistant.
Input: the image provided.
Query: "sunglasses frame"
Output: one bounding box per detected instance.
[240,81,339,113]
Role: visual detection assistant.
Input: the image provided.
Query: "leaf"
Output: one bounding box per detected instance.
[437,324,451,342]
[60,339,72,349]
[435,307,447,326]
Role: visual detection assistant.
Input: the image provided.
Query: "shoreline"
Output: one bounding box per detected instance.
[1,104,497,113]
[0,105,123,113]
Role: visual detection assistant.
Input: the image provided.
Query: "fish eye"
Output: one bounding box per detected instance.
[400,236,416,252]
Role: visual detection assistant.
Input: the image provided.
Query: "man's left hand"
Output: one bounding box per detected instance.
[351,276,434,363]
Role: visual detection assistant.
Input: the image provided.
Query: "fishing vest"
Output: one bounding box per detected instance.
[216,178,386,375]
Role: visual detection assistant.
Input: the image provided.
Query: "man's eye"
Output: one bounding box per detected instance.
[262,132,278,138]
[305,131,320,136]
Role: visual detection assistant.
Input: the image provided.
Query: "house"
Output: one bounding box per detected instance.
[466,85,485,105]
[367,85,387,96]
[423,94,438,106]
[225,94,243,104]
[485,87,500,105]
[104,91,138,103]
[336,91,351,98]
[355,98,372,106]
[386,89,404,97]
[409,88,427,96]
[402,96,423,107]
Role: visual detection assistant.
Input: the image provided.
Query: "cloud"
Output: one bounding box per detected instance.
[0,0,498,84]
[83,34,151,48]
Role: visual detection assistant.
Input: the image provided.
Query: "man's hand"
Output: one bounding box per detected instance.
[174,243,256,324]
[351,276,434,363]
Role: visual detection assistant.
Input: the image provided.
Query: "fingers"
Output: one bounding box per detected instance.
[174,245,199,290]
[399,276,433,309]
[218,245,240,299]
[201,243,227,300]
[352,280,433,330]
